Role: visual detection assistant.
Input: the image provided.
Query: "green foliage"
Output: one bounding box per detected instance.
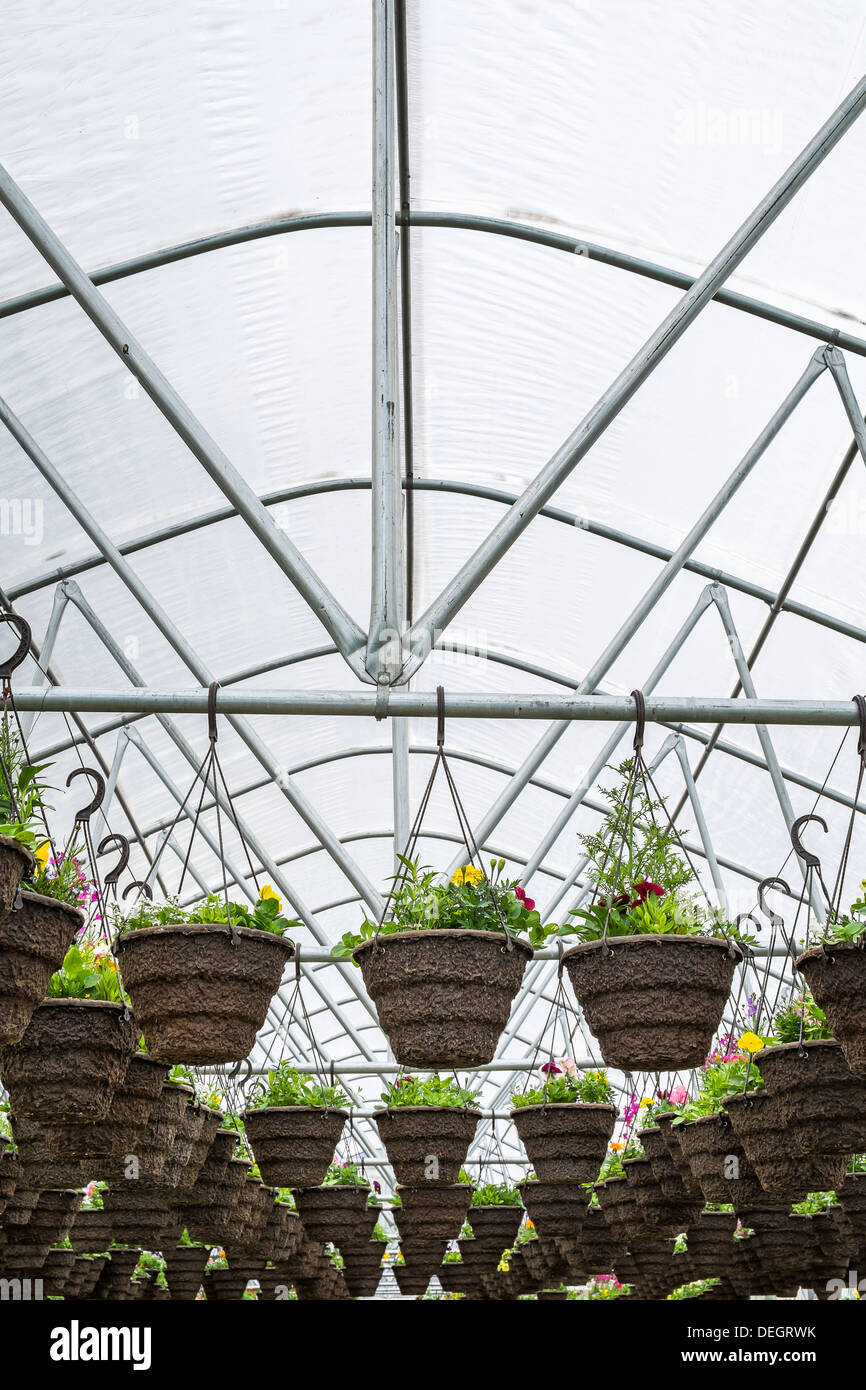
[675,1057,763,1124]
[331,855,555,959]
[791,1190,837,1214]
[30,850,96,909]
[554,760,753,946]
[379,1072,480,1108]
[46,941,126,1002]
[324,1160,369,1188]
[470,1181,523,1208]
[0,717,52,851]
[118,887,299,938]
[668,1278,721,1300]
[770,991,833,1043]
[512,1062,613,1107]
[82,1181,107,1211]
[571,1275,629,1300]
[247,1061,348,1110]
[597,1140,643,1180]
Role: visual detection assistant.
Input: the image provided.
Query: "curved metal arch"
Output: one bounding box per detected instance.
[1,208,864,357]
[12,475,866,650]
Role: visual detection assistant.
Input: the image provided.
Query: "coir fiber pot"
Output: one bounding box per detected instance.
[510,1101,616,1182]
[396,1182,473,1242]
[0,891,83,1046]
[796,942,866,1076]
[372,1105,479,1186]
[653,1112,701,1195]
[163,1244,210,1299]
[517,1179,588,1239]
[675,1112,780,1206]
[756,1039,866,1155]
[0,835,34,918]
[638,1123,702,1200]
[0,998,136,1124]
[562,935,742,1071]
[466,1203,524,1252]
[115,923,295,1065]
[352,929,531,1068]
[242,1105,348,1188]
[623,1155,702,1236]
[68,1208,116,1254]
[52,1052,169,1165]
[723,1090,846,1197]
[293,1185,377,1248]
[127,1081,193,1181]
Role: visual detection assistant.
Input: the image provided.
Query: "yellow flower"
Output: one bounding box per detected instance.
[738,1031,764,1055]
[258,884,282,910]
[464,865,484,885]
[609,1141,624,1152]
[451,868,465,885]
[34,840,50,870]
[639,1097,653,1109]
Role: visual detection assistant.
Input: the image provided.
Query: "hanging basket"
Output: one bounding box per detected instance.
[796,943,866,1076]
[516,1179,588,1239]
[723,1089,845,1197]
[242,1105,348,1189]
[115,923,294,1064]
[510,1101,616,1182]
[396,1182,473,1242]
[561,935,742,1071]
[0,835,34,919]
[675,1112,780,1207]
[372,1105,480,1186]
[638,1123,702,1201]
[0,998,136,1125]
[293,1185,377,1248]
[0,890,83,1047]
[756,1039,866,1155]
[622,1155,702,1236]
[353,929,531,1068]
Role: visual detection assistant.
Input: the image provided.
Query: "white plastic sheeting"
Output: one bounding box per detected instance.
[1,0,866,1172]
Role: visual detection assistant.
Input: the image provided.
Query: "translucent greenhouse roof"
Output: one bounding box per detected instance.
[2,0,866,1183]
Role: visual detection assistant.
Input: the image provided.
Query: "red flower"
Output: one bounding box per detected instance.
[515,885,536,912]
[540,1061,561,1076]
[630,880,665,905]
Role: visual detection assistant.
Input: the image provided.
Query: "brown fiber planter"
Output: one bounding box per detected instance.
[293,1185,377,1248]
[53,1052,169,1165]
[465,1203,524,1253]
[723,1090,845,1197]
[796,942,866,1076]
[0,891,83,1046]
[353,929,531,1068]
[511,1102,616,1182]
[756,1039,866,1156]
[373,1106,479,1186]
[517,1179,588,1239]
[622,1156,702,1236]
[0,834,35,918]
[562,935,742,1071]
[675,1112,778,1207]
[0,998,136,1124]
[115,923,294,1065]
[68,1208,116,1254]
[242,1105,347,1189]
[397,1183,473,1242]
[638,1124,701,1200]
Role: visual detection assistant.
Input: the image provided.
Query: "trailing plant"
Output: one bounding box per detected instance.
[770,992,832,1043]
[379,1073,480,1108]
[512,1058,614,1107]
[0,717,52,853]
[554,761,755,947]
[117,886,299,938]
[674,1054,763,1124]
[470,1180,523,1208]
[598,1138,643,1179]
[247,1061,348,1110]
[46,941,126,1002]
[331,855,553,958]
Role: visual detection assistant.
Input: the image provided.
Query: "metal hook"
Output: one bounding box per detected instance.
[436,684,445,748]
[0,613,31,681]
[122,879,153,901]
[66,766,106,823]
[207,681,220,744]
[757,876,790,931]
[736,911,762,935]
[790,813,828,869]
[631,688,646,756]
[853,694,866,766]
[97,833,130,888]
[295,941,302,982]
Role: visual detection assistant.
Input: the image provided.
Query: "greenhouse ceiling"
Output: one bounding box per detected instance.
[2,0,866,1202]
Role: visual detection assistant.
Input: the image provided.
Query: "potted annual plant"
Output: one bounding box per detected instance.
[796,881,866,1076]
[673,1047,774,1206]
[0,939,136,1128]
[113,887,296,1064]
[242,1061,350,1189]
[0,734,87,1045]
[755,992,866,1157]
[556,762,747,1070]
[332,858,545,1067]
[510,1058,616,1182]
[373,1072,480,1186]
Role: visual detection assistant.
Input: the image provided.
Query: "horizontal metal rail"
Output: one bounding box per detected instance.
[8,685,864,724]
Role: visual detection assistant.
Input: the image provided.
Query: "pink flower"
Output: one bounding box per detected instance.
[540,1061,561,1076]
[667,1085,689,1105]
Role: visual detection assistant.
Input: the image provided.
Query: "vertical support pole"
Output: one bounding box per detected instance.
[367,0,404,685]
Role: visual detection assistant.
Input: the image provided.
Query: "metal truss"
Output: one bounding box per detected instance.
[0,8,865,1187]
